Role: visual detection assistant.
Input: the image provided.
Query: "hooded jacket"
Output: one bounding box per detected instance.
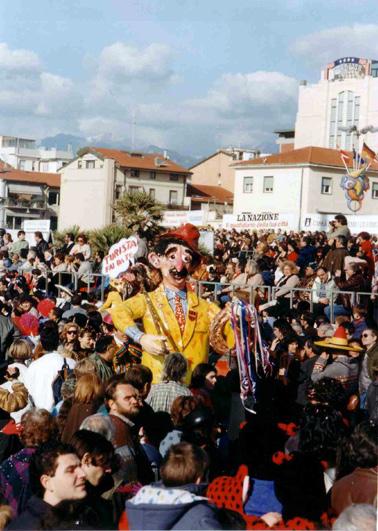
[125,483,222,530]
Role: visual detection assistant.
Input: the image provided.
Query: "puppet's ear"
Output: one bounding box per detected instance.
[148,251,162,269]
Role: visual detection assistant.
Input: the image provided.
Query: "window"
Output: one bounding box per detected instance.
[321,177,332,194]
[169,190,178,205]
[86,160,95,169]
[78,160,82,169]
[48,191,59,205]
[19,160,26,170]
[40,162,49,172]
[328,90,360,149]
[149,188,156,200]
[372,182,378,199]
[243,176,253,193]
[169,174,179,182]
[150,171,156,180]
[130,169,140,178]
[263,176,274,193]
[115,185,123,200]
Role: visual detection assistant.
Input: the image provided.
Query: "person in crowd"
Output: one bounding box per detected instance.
[327,214,351,243]
[147,352,192,413]
[0,409,58,516]
[312,327,361,395]
[70,429,117,529]
[59,321,81,358]
[359,328,378,407]
[61,373,104,443]
[7,442,88,530]
[33,231,49,263]
[74,252,93,289]
[190,363,217,409]
[90,335,117,382]
[60,232,75,255]
[70,233,91,260]
[123,442,223,531]
[272,260,300,315]
[105,375,153,485]
[24,321,76,410]
[322,235,349,276]
[62,293,87,321]
[332,420,378,516]
[9,231,29,258]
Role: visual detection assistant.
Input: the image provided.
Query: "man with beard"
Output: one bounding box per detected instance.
[112,224,232,383]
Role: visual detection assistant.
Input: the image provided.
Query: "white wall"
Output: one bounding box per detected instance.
[234,166,303,226]
[295,76,378,150]
[58,155,115,230]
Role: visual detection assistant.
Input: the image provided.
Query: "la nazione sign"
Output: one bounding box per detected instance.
[102,237,138,279]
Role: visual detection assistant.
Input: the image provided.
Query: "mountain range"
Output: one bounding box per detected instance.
[39,133,202,168]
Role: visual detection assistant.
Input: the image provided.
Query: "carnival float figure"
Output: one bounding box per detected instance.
[339,143,377,212]
[112,224,234,383]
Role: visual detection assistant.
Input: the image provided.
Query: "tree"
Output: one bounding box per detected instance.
[113,190,163,240]
[88,224,132,256]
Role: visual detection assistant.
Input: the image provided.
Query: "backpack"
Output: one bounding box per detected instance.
[52,358,74,404]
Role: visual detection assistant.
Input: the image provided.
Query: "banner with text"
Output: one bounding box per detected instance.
[102,236,138,279]
[301,213,378,234]
[162,210,206,227]
[223,212,298,231]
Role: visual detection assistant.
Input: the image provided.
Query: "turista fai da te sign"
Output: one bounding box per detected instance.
[102,237,138,279]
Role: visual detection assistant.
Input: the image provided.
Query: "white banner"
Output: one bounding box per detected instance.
[162,210,206,227]
[301,213,378,234]
[102,236,138,279]
[223,212,298,231]
[199,231,214,255]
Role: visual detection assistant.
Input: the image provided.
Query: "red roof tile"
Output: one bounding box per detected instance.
[90,147,191,174]
[187,184,234,203]
[234,146,378,172]
[0,160,60,187]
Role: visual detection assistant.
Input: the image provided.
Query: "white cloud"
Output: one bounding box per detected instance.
[98,42,175,83]
[291,24,378,68]
[0,42,41,73]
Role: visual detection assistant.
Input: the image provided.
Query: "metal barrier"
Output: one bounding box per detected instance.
[193,280,374,324]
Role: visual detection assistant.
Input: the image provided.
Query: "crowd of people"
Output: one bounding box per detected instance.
[0,215,376,530]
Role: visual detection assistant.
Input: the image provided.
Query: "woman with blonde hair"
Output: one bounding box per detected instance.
[7,339,33,380]
[272,260,300,316]
[59,321,80,359]
[61,373,104,442]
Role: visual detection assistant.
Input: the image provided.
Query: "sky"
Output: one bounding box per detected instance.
[1,0,378,156]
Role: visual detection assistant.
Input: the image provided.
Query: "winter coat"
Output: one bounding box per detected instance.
[322,248,348,275]
[125,483,223,530]
[6,495,51,530]
[296,245,316,269]
[0,448,35,516]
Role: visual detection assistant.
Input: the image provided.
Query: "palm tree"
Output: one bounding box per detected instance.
[88,224,132,256]
[113,190,163,240]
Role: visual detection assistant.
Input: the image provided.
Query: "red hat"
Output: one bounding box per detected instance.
[37,299,56,318]
[160,223,201,256]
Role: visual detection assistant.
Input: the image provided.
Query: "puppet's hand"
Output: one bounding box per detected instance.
[140,334,168,356]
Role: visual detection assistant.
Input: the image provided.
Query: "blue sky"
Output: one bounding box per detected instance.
[1,0,378,155]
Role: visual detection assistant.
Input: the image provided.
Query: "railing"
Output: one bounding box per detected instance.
[192,280,374,324]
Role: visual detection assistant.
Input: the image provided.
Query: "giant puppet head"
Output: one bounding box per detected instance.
[148,223,202,290]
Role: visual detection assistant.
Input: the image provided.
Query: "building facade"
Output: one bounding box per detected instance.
[58,148,191,230]
[232,146,378,232]
[295,57,378,151]
[0,160,60,230]
[190,147,263,192]
[0,136,74,173]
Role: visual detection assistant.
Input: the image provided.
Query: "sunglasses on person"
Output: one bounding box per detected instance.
[67,330,78,335]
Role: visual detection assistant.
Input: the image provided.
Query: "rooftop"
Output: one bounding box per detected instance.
[88,147,191,174]
[234,146,378,172]
[0,159,60,187]
[187,183,233,203]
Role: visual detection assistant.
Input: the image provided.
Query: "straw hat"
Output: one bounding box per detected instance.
[314,326,363,352]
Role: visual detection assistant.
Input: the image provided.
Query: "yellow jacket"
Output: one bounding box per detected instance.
[111,285,230,383]
[99,291,123,313]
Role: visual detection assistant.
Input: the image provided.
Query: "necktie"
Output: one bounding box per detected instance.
[174,293,186,335]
